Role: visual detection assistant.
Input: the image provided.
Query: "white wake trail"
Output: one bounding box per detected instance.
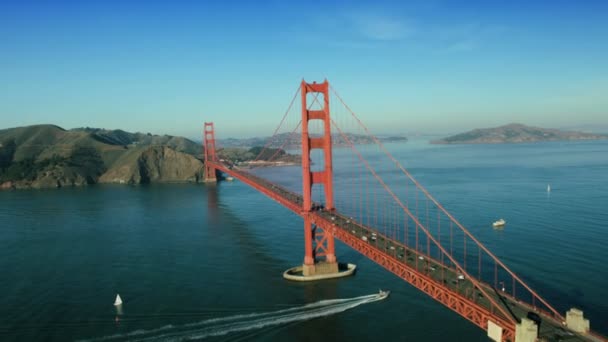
[80,293,385,342]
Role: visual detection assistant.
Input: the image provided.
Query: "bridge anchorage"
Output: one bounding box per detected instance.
[202,80,605,342]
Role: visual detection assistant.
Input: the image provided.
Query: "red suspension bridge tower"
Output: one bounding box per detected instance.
[297,80,354,279]
[203,81,355,280]
[203,122,217,183]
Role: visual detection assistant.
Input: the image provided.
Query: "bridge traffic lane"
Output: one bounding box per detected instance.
[312,208,604,342]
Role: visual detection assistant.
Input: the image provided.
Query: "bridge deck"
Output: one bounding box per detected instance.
[210,162,603,342]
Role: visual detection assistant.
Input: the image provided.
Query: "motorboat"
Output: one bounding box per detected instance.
[492,219,506,228]
[378,289,391,299]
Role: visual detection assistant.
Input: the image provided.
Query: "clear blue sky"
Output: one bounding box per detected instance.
[1,0,607,139]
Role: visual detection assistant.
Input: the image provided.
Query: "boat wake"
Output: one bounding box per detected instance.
[79,293,386,341]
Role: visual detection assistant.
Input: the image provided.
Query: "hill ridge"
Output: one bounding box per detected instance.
[0,125,204,189]
[432,123,607,144]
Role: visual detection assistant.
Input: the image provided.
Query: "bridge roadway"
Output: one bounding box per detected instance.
[209,161,603,342]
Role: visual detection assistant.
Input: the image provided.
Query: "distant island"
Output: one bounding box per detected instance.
[0,125,297,190]
[218,132,407,148]
[217,146,300,167]
[431,123,607,144]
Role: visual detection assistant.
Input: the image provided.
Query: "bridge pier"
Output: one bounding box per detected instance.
[566,308,590,334]
[514,318,538,342]
[286,215,356,281]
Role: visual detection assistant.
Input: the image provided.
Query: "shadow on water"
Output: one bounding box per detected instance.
[204,183,355,341]
[205,183,288,272]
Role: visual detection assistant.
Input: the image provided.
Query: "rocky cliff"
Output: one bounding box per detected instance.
[99,146,203,184]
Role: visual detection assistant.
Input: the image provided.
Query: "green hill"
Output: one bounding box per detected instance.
[0,125,204,189]
[72,127,201,156]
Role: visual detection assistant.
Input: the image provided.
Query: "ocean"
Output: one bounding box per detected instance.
[1,139,607,341]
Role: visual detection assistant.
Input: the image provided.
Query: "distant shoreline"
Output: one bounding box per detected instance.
[239,160,299,167]
[431,123,608,145]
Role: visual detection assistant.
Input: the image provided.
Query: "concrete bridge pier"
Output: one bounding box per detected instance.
[566,308,590,334]
[284,214,357,281]
[514,318,538,342]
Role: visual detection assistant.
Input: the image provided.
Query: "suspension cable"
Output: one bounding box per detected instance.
[330,84,562,320]
[252,85,300,162]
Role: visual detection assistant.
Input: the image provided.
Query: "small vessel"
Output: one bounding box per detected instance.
[378,289,391,299]
[492,219,506,228]
[547,184,551,192]
[114,294,123,306]
[226,177,234,181]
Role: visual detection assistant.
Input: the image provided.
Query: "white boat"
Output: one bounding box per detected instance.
[493,219,506,227]
[226,177,234,181]
[378,289,391,299]
[547,184,551,192]
[114,294,123,306]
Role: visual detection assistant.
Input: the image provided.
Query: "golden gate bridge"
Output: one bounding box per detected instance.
[202,80,605,342]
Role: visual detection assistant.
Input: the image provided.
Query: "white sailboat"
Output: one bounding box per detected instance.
[114,294,123,306]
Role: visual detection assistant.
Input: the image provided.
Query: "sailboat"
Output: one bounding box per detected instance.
[114,294,123,306]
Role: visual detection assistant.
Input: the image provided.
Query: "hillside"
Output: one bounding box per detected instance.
[0,125,204,189]
[218,132,407,148]
[71,127,201,156]
[431,123,607,144]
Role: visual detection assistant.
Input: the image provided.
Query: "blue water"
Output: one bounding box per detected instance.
[1,140,607,341]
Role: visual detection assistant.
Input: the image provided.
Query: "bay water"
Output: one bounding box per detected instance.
[1,139,607,341]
